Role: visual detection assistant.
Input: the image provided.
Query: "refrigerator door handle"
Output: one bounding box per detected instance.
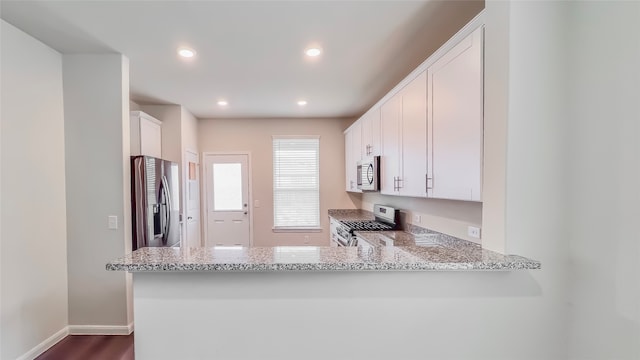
[161,175,171,244]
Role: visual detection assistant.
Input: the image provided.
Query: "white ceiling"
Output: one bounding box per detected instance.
[1,0,483,119]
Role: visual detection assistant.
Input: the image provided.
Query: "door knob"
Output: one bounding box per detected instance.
[244,211,248,215]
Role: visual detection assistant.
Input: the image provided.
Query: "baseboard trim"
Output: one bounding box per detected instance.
[68,322,134,335]
[16,326,69,360]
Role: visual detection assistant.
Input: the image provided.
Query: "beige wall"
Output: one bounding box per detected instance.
[129,100,141,111]
[63,54,131,329]
[0,20,69,360]
[359,193,482,243]
[480,0,509,252]
[181,107,199,154]
[140,105,200,245]
[140,104,182,163]
[199,118,355,246]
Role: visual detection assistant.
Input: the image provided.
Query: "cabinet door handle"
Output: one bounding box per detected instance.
[426,175,433,191]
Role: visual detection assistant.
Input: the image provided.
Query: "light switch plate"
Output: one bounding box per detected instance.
[108,215,118,230]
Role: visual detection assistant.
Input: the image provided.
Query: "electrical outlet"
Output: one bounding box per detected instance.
[413,214,422,224]
[108,215,118,230]
[467,226,481,239]
[304,235,310,244]
[254,200,260,208]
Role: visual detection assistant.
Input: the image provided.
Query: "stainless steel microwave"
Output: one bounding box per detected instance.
[357,156,380,191]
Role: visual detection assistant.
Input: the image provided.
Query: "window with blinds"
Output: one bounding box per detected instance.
[273,136,320,230]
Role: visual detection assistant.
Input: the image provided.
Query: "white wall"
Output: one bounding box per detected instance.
[63,54,132,330]
[566,2,640,358]
[180,107,200,246]
[1,20,69,359]
[199,118,355,247]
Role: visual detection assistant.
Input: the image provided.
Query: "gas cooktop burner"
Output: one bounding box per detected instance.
[340,220,394,232]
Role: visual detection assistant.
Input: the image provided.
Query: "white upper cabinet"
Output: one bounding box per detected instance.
[427,26,484,201]
[360,107,381,157]
[344,121,362,192]
[399,71,428,197]
[380,94,401,195]
[130,111,162,158]
[348,14,484,202]
[380,71,427,197]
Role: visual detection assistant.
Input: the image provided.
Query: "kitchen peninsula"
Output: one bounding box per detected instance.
[107,220,539,360]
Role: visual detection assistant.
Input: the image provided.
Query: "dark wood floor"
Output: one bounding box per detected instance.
[36,334,134,360]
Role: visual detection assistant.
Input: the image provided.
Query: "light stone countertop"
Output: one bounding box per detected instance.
[327,208,375,221]
[353,230,538,270]
[106,238,540,272]
[106,209,540,272]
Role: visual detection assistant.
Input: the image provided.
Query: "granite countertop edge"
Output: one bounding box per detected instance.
[105,248,540,272]
[107,209,541,273]
[106,261,540,272]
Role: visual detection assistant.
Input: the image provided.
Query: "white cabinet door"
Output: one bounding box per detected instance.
[371,108,381,157]
[380,72,427,197]
[380,94,401,195]
[398,71,427,197]
[427,26,483,201]
[360,107,381,157]
[140,117,162,158]
[361,113,371,157]
[130,111,162,158]
[345,130,353,191]
[344,123,362,193]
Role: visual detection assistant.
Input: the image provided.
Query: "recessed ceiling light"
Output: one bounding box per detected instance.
[297,100,308,106]
[305,47,322,57]
[217,100,228,106]
[177,47,196,58]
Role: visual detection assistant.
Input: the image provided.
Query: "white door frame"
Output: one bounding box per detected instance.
[184,148,201,247]
[202,151,254,247]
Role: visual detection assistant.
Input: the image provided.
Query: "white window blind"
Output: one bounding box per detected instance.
[273,137,320,229]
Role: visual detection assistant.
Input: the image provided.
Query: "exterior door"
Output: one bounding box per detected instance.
[184,150,201,247]
[204,154,250,246]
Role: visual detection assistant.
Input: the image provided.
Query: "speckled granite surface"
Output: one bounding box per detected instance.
[327,209,375,221]
[107,209,539,272]
[353,230,538,270]
[106,240,540,272]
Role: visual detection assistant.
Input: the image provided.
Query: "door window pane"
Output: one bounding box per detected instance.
[213,163,242,211]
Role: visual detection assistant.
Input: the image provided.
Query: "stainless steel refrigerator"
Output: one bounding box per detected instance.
[131,156,181,250]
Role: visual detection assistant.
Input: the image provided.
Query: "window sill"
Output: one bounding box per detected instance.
[272,227,323,233]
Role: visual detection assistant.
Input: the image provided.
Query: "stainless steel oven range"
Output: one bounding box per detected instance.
[332,204,399,246]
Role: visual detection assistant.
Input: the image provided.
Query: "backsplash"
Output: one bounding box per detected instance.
[360,192,483,244]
